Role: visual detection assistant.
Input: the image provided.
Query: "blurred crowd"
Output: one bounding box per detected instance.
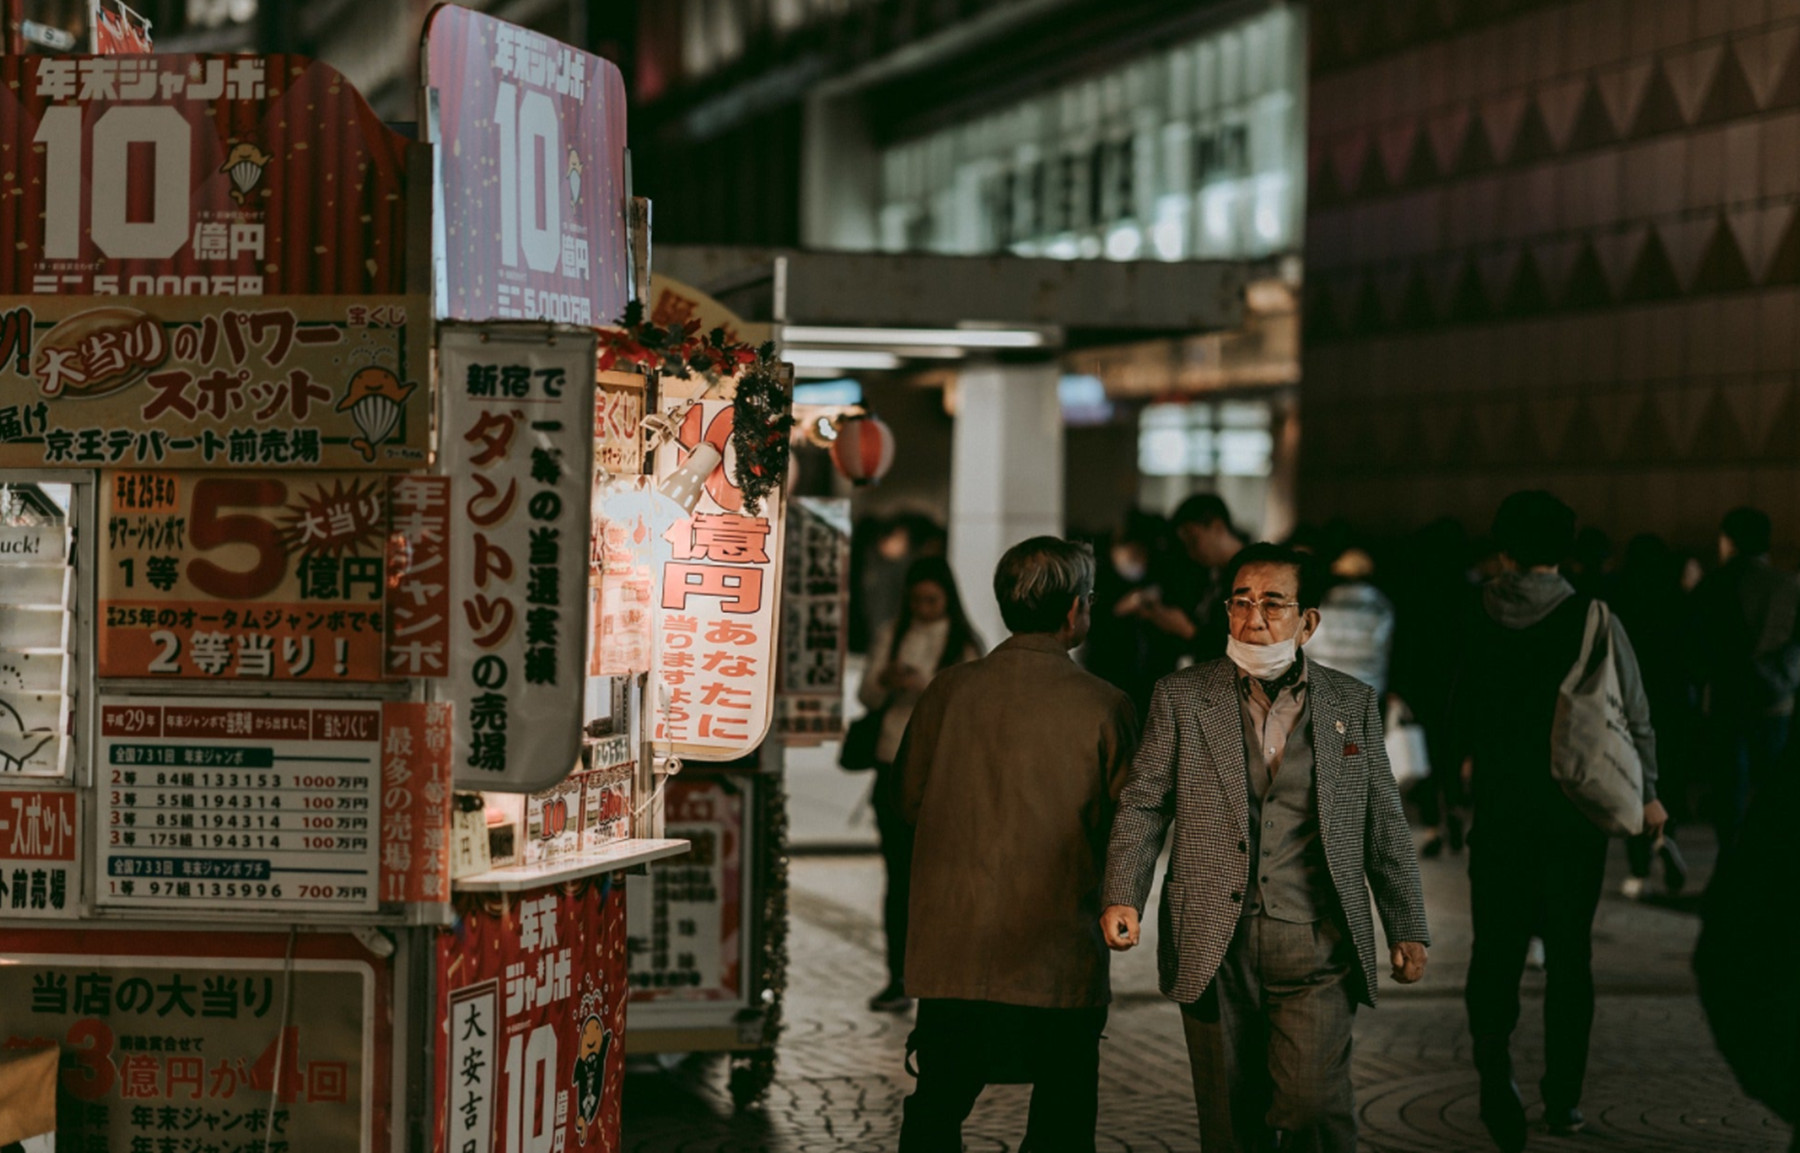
[851,495,1800,891]
[844,494,1798,1149]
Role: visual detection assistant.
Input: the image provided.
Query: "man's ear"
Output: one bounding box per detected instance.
[1065,594,1083,633]
[1297,607,1322,645]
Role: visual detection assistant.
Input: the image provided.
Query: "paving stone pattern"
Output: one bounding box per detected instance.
[623,840,1790,1152]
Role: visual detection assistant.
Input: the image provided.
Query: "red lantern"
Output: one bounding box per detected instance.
[830,413,896,485]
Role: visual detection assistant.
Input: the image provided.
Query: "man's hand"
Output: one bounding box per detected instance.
[1642,799,1669,840]
[1102,905,1140,951]
[1390,942,1427,984]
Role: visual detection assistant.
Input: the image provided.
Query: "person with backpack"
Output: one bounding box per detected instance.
[1451,491,1664,1150]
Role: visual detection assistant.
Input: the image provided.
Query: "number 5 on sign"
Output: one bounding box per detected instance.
[36,106,192,260]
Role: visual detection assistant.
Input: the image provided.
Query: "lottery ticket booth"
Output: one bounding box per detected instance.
[0,7,807,1151]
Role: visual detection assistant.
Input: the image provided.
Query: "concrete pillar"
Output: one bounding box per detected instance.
[948,360,1064,647]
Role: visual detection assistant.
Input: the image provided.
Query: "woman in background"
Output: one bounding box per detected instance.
[858,556,983,1012]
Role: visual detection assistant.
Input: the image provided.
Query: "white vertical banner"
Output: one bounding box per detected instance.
[445,981,499,1153]
[650,380,784,761]
[440,324,597,791]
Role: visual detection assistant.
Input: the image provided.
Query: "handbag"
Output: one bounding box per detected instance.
[1383,698,1430,791]
[1550,600,1645,836]
[839,708,883,771]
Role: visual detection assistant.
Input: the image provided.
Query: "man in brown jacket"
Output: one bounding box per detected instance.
[897,536,1140,1153]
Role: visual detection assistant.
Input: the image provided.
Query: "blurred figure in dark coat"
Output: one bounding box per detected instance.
[1693,506,1800,859]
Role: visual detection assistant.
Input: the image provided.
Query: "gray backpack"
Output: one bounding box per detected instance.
[1550,600,1645,836]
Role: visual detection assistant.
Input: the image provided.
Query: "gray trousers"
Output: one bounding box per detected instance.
[1180,915,1357,1153]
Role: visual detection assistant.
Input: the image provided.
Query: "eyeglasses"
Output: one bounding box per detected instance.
[1225,596,1300,620]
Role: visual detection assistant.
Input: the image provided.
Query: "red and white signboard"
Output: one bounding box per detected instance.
[0,787,78,918]
[0,54,414,296]
[650,383,783,760]
[423,5,629,326]
[434,879,628,1153]
[377,701,454,906]
[387,475,453,679]
[0,927,390,1152]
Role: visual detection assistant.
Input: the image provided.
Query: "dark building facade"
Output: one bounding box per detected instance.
[1303,0,1800,548]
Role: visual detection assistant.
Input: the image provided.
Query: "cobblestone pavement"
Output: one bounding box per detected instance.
[623,833,1790,1152]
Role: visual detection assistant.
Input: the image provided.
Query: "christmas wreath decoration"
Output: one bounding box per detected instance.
[598,301,794,515]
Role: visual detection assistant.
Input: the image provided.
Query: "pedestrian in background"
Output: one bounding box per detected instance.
[1087,510,1185,719]
[1451,491,1663,1150]
[858,555,982,1013]
[1693,505,1800,860]
[1104,541,1428,1153]
[1307,544,1396,697]
[896,537,1138,1153]
[1141,493,1245,663]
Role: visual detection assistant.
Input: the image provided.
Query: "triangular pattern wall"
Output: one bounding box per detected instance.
[1303,1,1800,534]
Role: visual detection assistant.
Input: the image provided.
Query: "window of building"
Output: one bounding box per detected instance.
[875,5,1303,263]
[1137,400,1275,531]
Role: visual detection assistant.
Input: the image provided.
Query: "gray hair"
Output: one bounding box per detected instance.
[993,536,1095,634]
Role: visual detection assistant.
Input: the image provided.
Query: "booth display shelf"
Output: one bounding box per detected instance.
[453,837,691,892]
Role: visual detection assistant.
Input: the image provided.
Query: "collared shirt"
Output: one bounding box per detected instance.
[1236,652,1334,923]
[1241,651,1309,780]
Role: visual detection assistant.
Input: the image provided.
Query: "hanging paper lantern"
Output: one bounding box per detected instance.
[830,413,896,485]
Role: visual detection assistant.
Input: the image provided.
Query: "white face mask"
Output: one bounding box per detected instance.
[1226,634,1298,680]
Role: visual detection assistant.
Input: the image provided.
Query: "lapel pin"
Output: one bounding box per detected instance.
[1334,720,1346,734]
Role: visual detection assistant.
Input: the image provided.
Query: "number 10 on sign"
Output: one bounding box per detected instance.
[36,106,190,261]
[492,83,562,275]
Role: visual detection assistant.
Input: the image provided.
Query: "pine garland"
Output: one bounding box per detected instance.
[599,302,793,515]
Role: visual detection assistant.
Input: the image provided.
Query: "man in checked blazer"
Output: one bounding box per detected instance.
[1102,541,1430,1153]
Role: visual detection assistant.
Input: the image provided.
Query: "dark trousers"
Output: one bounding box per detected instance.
[872,763,913,988]
[1465,826,1608,1110]
[1711,715,1790,859]
[899,998,1107,1153]
[1181,915,1358,1153]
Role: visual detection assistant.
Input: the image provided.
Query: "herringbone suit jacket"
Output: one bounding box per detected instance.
[1102,657,1429,1007]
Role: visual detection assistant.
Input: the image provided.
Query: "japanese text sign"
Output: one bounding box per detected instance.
[0,295,429,470]
[98,471,389,682]
[96,696,383,914]
[589,477,676,678]
[434,880,627,1153]
[424,6,628,326]
[594,371,644,476]
[776,497,851,742]
[651,382,784,761]
[626,777,743,1003]
[377,701,454,905]
[0,928,388,1152]
[439,325,596,792]
[0,788,79,918]
[2,54,414,296]
[387,475,453,679]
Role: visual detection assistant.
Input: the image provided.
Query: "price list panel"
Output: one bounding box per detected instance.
[96,696,382,914]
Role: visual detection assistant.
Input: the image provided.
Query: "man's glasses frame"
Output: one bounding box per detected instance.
[1224,596,1301,621]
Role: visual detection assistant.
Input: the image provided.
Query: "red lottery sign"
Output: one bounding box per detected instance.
[651,383,784,761]
[423,5,629,326]
[434,880,628,1153]
[0,54,415,296]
